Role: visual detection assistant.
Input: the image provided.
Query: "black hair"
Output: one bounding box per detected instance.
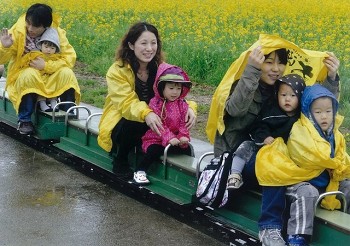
[25,3,52,28]
[264,48,288,65]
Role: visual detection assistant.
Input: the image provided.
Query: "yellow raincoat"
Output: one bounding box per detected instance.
[256,114,350,210]
[0,13,80,113]
[98,61,197,152]
[206,34,331,144]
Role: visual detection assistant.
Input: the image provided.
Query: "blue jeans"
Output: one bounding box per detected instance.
[18,89,76,121]
[242,153,286,231]
[18,93,36,122]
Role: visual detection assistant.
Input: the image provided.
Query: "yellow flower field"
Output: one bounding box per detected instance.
[1,0,350,143]
[1,0,350,81]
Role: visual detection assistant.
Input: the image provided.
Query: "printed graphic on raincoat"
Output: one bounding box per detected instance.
[97,60,197,152]
[206,34,336,144]
[0,13,81,113]
[141,63,191,152]
[256,85,350,210]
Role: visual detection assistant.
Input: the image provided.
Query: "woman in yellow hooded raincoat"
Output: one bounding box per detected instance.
[0,3,80,135]
[97,22,196,175]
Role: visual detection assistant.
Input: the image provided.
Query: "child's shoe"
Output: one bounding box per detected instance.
[39,100,51,112]
[288,234,309,246]
[227,172,243,190]
[133,171,150,185]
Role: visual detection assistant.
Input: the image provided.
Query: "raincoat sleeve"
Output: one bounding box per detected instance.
[225,64,261,117]
[288,115,345,171]
[322,74,340,99]
[106,64,152,122]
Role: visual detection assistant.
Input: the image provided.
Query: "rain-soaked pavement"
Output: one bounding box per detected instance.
[0,132,226,246]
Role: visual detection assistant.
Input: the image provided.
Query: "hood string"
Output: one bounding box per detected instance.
[160,99,167,120]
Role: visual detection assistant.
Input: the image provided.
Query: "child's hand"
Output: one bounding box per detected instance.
[30,57,45,70]
[263,136,275,145]
[1,28,13,48]
[248,46,265,70]
[169,138,180,146]
[324,52,340,81]
[179,137,189,145]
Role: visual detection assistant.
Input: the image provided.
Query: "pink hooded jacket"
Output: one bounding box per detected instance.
[141,63,192,152]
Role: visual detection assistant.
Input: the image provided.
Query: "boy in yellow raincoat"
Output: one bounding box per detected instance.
[256,84,350,245]
[0,3,80,134]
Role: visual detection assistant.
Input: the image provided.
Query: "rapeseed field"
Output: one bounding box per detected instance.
[1,1,350,134]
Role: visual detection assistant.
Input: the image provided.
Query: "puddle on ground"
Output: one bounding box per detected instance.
[17,186,66,207]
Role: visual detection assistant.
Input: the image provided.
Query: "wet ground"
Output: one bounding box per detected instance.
[0,132,225,246]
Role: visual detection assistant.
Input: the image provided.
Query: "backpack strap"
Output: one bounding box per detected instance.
[210,150,233,207]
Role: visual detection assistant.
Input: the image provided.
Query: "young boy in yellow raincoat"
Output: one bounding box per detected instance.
[0,3,80,134]
[256,84,350,245]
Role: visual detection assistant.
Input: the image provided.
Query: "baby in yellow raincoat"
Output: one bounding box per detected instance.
[20,27,62,112]
[0,3,81,134]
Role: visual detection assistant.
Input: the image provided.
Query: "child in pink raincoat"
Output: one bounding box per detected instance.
[133,63,193,184]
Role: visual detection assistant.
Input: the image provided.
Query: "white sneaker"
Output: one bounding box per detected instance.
[259,228,286,246]
[133,171,150,185]
[227,172,243,190]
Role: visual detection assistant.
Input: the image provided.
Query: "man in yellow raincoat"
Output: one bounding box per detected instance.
[0,3,80,134]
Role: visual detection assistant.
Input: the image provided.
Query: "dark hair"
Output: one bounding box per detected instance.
[264,48,288,65]
[25,3,52,28]
[116,22,164,74]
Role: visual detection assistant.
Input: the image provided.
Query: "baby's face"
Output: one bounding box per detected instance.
[311,97,333,132]
[41,43,57,55]
[277,83,299,116]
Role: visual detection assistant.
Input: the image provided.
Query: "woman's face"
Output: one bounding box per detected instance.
[25,19,46,38]
[129,31,157,66]
[260,51,286,85]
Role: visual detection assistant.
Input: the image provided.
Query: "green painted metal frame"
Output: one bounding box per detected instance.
[2,93,349,245]
[0,95,66,139]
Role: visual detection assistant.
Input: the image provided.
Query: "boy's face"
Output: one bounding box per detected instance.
[277,83,299,116]
[41,42,57,54]
[163,82,182,101]
[311,97,333,132]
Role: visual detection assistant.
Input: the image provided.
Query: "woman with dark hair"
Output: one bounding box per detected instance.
[97,22,197,174]
[0,3,80,135]
[206,34,340,245]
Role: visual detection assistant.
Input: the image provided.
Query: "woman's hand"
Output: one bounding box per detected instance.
[248,46,265,70]
[1,28,13,48]
[324,52,340,81]
[145,111,163,136]
[185,108,196,129]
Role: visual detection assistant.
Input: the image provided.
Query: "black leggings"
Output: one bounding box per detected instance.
[136,144,192,172]
[111,119,149,161]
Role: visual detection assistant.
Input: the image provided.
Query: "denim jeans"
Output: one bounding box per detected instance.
[242,153,286,231]
[18,89,76,121]
[18,93,36,122]
[259,186,286,230]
